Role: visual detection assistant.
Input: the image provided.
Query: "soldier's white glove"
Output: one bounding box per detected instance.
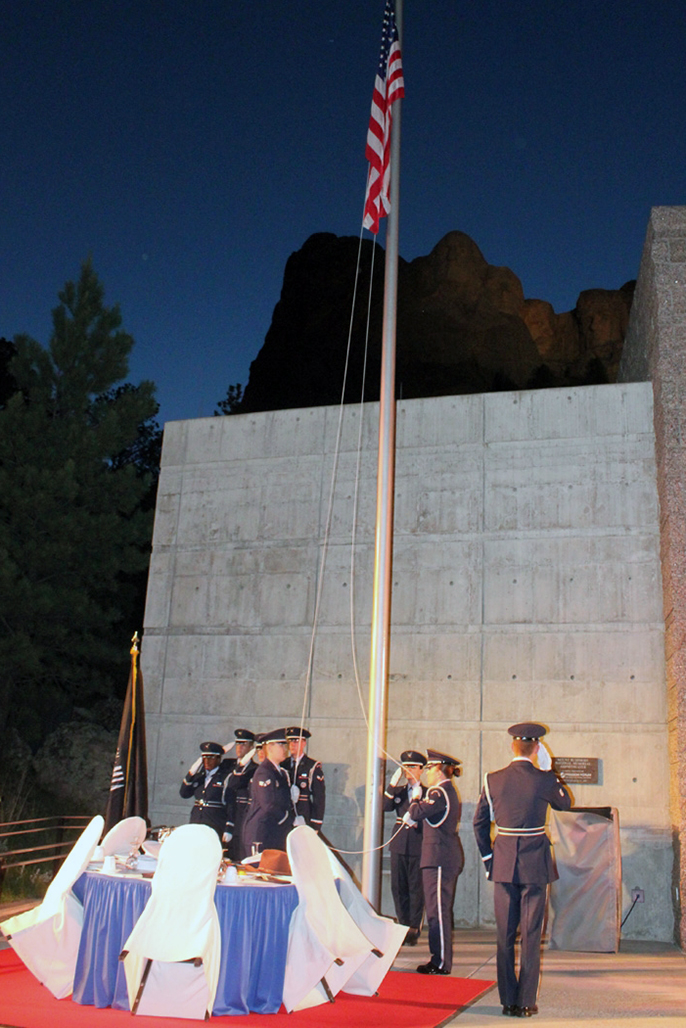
[239,747,256,767]
[410,783,422,801]
[223,741,235,753]
[222,831,232,843]
[537,742,553,771]
[187,755,203,776]
[293,815,306,827]
[402,812,417,827]
[482,854,493,879]
[390,766,403,787]
[290,784,300,803]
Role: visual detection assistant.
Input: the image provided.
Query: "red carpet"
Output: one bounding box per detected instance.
[0,949,494,1028]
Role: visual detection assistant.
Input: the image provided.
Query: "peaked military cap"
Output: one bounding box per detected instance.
[285,726,311,740]
[200,741,224,757]
[425,748,461,767]
[234,728,256,742]
[508,722,547,740]
[400,750,427,767]
[261,728,288,744]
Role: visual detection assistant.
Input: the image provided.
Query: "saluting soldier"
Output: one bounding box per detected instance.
[221,728,256,861]
[383,749,427,945]
[473,723,572,1018]
[283,726,326,833]
[242,728,294,860]
[406,748,463,976]
[179,741,234,844]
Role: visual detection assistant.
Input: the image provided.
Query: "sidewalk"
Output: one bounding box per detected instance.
[393,929,686,1025]
[1,906,684,1024]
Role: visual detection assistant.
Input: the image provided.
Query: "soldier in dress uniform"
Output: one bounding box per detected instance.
[473,722,572,1018]
[179,741,234,845]
[406,748,463,975]
[220,728,256,861]
[383,750,427,945]
[283,727,326,833]
[241,728,294,860]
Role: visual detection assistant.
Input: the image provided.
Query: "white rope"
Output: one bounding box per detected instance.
[295,200,404,828]
[334,821,406,855]
[297,226,369,743]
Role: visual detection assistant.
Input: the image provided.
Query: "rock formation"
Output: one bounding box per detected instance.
[239,231,634,414]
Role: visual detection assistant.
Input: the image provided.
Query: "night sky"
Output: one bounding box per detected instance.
[4,1,685,426]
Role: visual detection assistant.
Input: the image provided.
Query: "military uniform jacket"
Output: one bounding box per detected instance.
[408,779,463,875]
[473,759,571,885]
[242,759,294,853]
[225,758,258,809]
[179,761,233,837]
[283,754,325,831]
[383,782,424,857]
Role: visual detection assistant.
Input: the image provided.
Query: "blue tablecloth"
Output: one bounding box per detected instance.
[72,871,298,1015]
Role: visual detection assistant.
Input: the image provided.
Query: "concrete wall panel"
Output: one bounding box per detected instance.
[143,380,671,940]
[619,206,686,945]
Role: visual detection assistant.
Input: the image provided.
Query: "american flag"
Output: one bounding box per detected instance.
[363,0,405,235]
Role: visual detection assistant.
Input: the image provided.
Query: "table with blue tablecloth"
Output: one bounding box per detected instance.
[71,871,298,1016]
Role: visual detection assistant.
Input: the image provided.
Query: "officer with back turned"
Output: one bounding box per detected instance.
[473,722,571,1018]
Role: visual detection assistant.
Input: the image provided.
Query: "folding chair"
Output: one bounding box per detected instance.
[100,815,147,858]
[282,825,374,1012]
[326,846,407,994]
[0,814,104,998]
[119,823,222,1019]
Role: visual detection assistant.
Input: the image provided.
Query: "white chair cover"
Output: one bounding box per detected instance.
[326,847,407,994]
[121,823,222,1019]
[283,826,374,1012]
[0,814,104,999]
[101,816,147,857]
[142,839,162,860]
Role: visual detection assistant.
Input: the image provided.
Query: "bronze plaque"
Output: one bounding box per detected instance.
[553,757,599,784]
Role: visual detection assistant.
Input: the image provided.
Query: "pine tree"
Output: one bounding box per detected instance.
[0,259,159,746]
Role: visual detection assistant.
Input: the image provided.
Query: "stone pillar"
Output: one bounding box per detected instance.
[619,206,686,946]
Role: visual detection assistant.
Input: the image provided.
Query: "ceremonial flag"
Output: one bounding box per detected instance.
[104,632,148,833]
[363,0,405,235]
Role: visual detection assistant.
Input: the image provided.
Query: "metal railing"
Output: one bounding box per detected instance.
[0,815,92,900]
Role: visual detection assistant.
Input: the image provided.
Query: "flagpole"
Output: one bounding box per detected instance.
[361,0,403,909]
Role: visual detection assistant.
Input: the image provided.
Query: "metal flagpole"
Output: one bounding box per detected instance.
[361,0,403,909]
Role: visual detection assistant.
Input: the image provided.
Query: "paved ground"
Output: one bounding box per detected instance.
[393,929,686,1025]
[2,900,684,1025]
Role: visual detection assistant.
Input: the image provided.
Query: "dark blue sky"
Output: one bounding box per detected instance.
[4,1,685,426]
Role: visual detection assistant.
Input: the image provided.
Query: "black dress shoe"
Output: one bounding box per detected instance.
[416,962,449,975]
[502,1005,519,1016]
[517,1006,538,1017]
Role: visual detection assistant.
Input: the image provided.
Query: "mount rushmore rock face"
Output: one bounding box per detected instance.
[240,231,634,414]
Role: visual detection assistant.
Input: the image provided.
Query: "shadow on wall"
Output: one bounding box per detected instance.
[321,764,364,872]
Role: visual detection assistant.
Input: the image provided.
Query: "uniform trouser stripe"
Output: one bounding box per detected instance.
[423,864,458,974]
[436,865,445,967]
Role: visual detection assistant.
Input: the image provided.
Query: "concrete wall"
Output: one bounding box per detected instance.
[142,381,671,941]
[619,205,686,945]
